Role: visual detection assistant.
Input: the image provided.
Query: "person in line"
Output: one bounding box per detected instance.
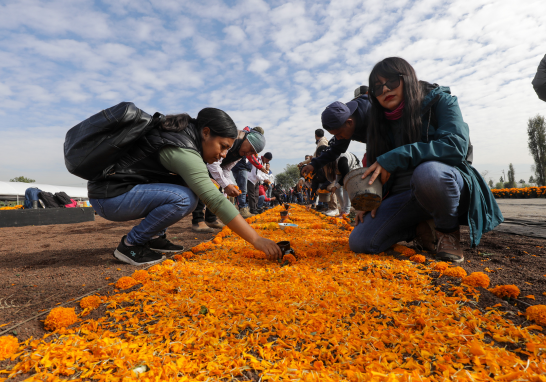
[301,90,370,178]
[231,127,268,218]
[248,152,272,214]
[299,129,329,167]
[192,128,265,232]
[89,108,282,265]
[349,57,503,262]
[323,150,362,217]
[533,54,546,102]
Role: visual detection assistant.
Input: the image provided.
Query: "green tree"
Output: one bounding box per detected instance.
[499,176,504,183]
[488,179,494,188]
[506,163,517,188]
[527,115,546,186]
[529,175,536,183]
[9,176,35,183]
[275,164,301,189]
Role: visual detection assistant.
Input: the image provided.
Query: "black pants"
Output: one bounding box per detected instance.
[247,180,259,212]
[191,199,217,224]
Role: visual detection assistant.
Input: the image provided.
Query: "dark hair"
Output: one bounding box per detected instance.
[367,57,423,163]
[161,108,237,139]
[315,128,324,137]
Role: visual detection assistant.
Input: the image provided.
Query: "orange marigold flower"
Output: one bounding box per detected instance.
[0,335,19,360]
[462,272,490,288]
[442,266,467,278]
[526,305,546,326]
[131,269,150,283]
[44,307,78,331]
[488,285,520,299]
[433,262,449,272]
[148,264,162,273]
[80,295,102,310]
[212,237,222,244]
[409,255,426,263]
[392,244,416,256]
[283,253,297,264]
[163,259,175,266]
[115,276,138,290]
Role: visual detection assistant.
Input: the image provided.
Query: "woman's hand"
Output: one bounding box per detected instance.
[362,161,391,185]
[224,184,241,197]
[252,237,282,261]
[354,208,378,225]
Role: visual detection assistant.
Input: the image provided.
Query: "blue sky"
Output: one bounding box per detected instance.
[0,0,545,187]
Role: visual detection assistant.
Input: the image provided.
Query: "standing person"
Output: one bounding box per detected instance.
[301,91,371,177]
[299,129,329,167]
[349,57,503,262]
[192,128,265,231]
[88,108,282,265]
[265,163,274,199]
[533,54,546,102]
[248,152,272,214]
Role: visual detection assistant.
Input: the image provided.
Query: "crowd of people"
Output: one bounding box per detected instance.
[80,54,546,267]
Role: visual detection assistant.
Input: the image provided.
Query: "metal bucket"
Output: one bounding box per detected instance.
[343,167,382,211]
[318,193,331,203]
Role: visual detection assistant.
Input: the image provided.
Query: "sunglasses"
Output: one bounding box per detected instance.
[371,74,403,97]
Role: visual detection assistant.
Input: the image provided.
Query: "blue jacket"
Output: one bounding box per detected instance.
[232,157,252,172]
[376,84,503,246]
[310,94,371,170]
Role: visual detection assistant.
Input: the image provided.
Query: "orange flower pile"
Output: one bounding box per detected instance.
[44,307,78,331]
[526,305,546,326]
[3,205,546,380]
[0,336,18,360]
[0,204,23,210]
[492,186,546,199]
[489,284,521,299]
[462,272,490,288]
[392,244,416,257]
[442,266,467,278]
[433,262,449,272]
[115,276,138,290]
[131,269,150,283]
[173,251,195,261]
[79,295,102,310]
[409,254,426,263]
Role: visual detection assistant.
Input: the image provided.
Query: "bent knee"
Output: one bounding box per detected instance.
[349,230,379,254]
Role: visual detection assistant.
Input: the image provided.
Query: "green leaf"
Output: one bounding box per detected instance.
[199,305,209,315]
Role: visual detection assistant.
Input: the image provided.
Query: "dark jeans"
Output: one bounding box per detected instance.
[192,199,217,224]
[90,183,199,245]
[247,181,259,212]
[233,169,248,208]
[349,161,469,254]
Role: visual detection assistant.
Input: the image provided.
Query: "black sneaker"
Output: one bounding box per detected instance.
[148,234,184,253]
[114,236,165,266]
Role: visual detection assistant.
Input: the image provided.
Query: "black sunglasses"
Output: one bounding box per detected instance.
[371,74,403,97]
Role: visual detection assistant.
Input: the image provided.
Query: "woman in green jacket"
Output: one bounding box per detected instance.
[89,108,281,265]
[349,57,503,262]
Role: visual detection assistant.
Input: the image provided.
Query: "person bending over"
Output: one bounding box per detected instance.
[349,57,503,262]
[88,108,281,266]
[532,54,546,102]
[322,150,362,217]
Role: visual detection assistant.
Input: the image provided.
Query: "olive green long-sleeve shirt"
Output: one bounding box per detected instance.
[159,146,239,224]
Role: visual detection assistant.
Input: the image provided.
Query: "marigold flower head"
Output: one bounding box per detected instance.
[433,262,449,272]
[489,284,520,299]
[442,266,467,278]
[392,244,416,256]
[462,272,490,288]
[283,253,297,264]
[163,259,175,266]
[410,255,426,263]
[131,270,150,283]
[148,264,162,273]
[115,276,138,290]
[44,307,78,331]
[0,335,19,360]
[80,295,102,310]
[526,305,546,326]
[212,237,222,244]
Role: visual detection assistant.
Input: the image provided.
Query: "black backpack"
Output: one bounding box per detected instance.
[39,192,62,208]
[54,192,72,206]
[64,102,163,181]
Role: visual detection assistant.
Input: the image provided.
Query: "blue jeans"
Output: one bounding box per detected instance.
[349,161,468,254]
[90,183,199,245]
[233,170,248,208]
[335,186,351,214]
[258,195,265,208]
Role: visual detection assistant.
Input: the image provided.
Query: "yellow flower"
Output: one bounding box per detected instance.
[489,285,520,299]
[526,305,546,326]
[131,269,150,283]
[44,307,78,331]
[80,295,102,310]
[442,266,467,278]
[409,254,426,263]
[115,276,138,290]
[433,262,449,272]
[0,335,18,360]
[462,272,490,288]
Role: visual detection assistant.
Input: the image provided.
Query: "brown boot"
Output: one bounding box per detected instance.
[435,229,464,263]
[192,221,214,233]
[239,207,254,219]
[206,220,225,229]
[414,219,437,252]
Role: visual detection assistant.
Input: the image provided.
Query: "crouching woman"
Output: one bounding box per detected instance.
[349,57,503,262]
[88,108,281,265]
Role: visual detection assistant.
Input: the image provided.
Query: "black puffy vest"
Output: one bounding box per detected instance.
[87,124,203,199]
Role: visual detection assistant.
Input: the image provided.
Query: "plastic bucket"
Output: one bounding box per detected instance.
[343,167,382,211]
[318,193,330,202]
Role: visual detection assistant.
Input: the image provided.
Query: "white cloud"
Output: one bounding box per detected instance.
[248,55,271,74]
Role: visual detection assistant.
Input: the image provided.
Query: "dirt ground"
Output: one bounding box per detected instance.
[1,211,546,344]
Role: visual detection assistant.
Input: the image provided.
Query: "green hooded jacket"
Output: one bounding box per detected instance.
[376,84,503,246]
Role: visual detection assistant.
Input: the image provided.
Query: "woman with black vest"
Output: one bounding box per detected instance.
[88,108,282,266]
